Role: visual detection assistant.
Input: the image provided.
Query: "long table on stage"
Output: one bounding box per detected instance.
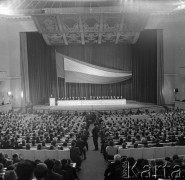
[175,101,185,110]
[0,103,12,112]
[57,99,126,106]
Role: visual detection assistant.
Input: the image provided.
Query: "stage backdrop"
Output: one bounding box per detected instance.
[21,30,161,105]
[55,43,133,100]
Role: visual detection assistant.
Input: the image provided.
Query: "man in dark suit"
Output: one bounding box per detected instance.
[92,124,99,150]
[44,159,64,180]
[104,154,123,180]
[70,141,82,171]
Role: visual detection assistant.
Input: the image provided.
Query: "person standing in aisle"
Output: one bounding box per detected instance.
[92,124,99,150]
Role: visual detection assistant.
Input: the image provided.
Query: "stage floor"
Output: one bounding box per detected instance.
[34,100,161,112]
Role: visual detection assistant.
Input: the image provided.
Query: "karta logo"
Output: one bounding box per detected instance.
[121,161,184,179]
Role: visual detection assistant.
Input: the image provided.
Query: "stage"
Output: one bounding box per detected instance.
[33,100,161,112]
[175,101,185,110]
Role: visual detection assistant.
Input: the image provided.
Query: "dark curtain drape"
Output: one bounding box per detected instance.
[132,30,157,103]
[20,32,30,107]
[26,32,57,105]
[157,29,165,105]
[58,77,65,99]
[55,44,133,100]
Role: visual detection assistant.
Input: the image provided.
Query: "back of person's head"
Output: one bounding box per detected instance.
[6,165,15,171]
[15,160,36,180]
[134,143,138,148]
[42,141,45,146]
[0,153,5,159]
[37,144,42,150]
[114,154,121,162]
[26,143,31,150]
[49,145,54,150]
[127,157,135,166]
[66,159,71,165]
[172,154,179,161]
[44,159,54,171]
[165,157,172,162]
[132,138,135,144]
[35,160,42,165]
[121,143,126,149]
[63,142,67,147]
[12,153,18,160]
[4,170,16,180]
[61,159,67,166]
[71,141,76,147]
[119,137,123,143]
[54,160,60,167]
[34,163,48,180]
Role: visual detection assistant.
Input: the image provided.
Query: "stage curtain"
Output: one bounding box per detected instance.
[58,77,65,99]
[157,30,165,105]
[20,32,30,106]
[55,43,133,99]
[26,32,57,105]
[132,30,157,103]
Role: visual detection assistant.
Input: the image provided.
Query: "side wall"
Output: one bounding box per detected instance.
[0,19,37,107]
[145,14,185,104]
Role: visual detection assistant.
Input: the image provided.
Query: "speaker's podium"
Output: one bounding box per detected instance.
[49,98,55,106]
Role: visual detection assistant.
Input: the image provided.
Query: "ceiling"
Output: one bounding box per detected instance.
[0,0,182,45]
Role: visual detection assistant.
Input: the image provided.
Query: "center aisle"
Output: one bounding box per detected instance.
[78,125,107,180]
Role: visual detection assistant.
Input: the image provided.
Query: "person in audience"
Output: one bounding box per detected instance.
[34,163,48,180]
[70,141,82,171]
[104,154,123,180]
[76,136,86,159]
[154,139,163,147]
[115,138,124,146]
[44,159,64,180]
[61,159,80,180]
[66,159,79,180]
[134,143,138,148]
[37,144,42,150]
[15,160,36,180]
[120,143,127,149]
[105,141,118,160]
[0,153,7,167]
[12,153,20,164]
[4,170,17,180]
[0,163,4,180]
[53,160,68,179]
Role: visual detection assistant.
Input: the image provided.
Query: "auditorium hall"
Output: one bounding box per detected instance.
[1,0,185,180]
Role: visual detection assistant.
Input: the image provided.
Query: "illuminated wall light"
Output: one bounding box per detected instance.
[21,91,23,98]
[0,6,13,16]
[7,91,12,96]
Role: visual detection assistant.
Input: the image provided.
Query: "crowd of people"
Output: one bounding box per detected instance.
[95,108,185,161]
[0,107,185,179]
[0,110,92,179]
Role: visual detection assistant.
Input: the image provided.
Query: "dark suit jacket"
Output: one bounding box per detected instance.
[104,162,123,180]
[70,147,81,162]
[44,171,64,180]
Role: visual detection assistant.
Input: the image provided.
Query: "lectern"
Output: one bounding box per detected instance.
[49,98,55,106]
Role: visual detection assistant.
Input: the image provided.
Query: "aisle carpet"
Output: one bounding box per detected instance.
[78,125,107,180]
